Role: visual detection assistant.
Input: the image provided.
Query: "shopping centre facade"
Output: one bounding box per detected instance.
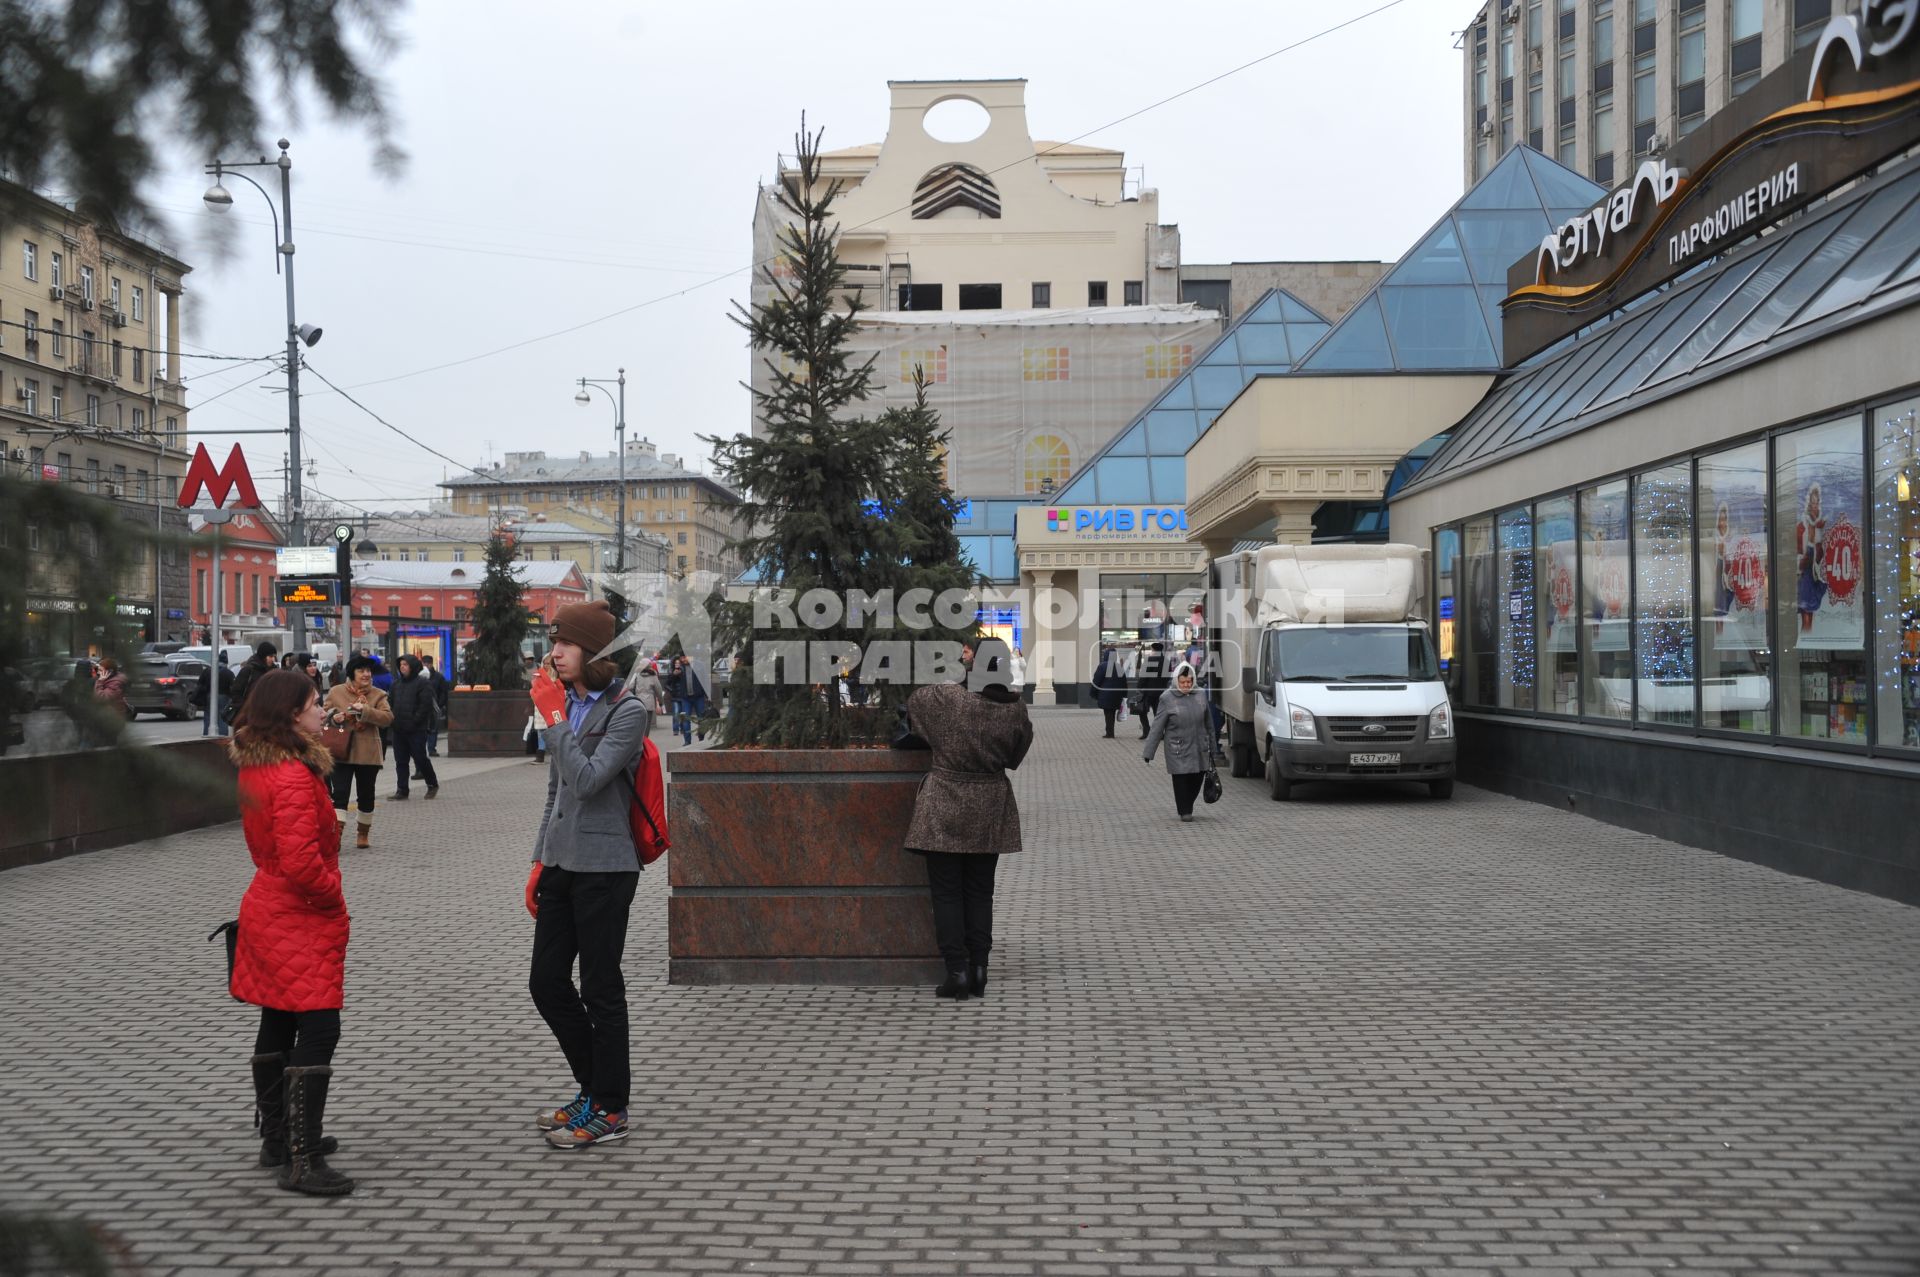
[1386,16,1920,901]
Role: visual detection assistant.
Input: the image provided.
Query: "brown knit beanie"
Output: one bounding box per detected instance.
[553,599,617,655]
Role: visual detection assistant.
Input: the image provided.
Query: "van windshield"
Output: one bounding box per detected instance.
[1276,626,1437,682]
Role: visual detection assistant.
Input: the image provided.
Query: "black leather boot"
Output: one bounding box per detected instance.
[277,1066,355,1196]
[968,962,988,999]
[254,1053,337,1167]
[935,970,971,1001]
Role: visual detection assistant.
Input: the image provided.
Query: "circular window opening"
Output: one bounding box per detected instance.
[923,98,990,144]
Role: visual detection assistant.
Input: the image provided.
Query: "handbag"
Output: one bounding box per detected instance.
[319,715,353,762]
[207,920,242,1001]
[1202,764,1222,805]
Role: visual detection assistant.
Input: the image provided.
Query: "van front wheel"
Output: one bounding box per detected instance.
[1266,750,1292,802]
[1428,779,1454,800]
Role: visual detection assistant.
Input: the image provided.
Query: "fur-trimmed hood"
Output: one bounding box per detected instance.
[228,733,335,776]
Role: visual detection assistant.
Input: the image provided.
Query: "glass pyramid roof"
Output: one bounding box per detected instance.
[1402,154,1920,496]
[1052,289,1330,506]
[1293,147,1605,373]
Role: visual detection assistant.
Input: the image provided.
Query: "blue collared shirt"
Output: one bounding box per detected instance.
[565,685,605,735]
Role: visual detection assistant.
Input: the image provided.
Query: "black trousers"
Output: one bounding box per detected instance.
[1171,771,1205,816]
[923,851,998,972]
[329,763,378,815]
[391,728,437,796]
[253,1007,341,1068]
[1100,705,1117,736]
[528,865,639,1112]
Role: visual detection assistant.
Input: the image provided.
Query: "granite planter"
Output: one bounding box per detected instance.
[666,749,943,985]
[447,689,530,757]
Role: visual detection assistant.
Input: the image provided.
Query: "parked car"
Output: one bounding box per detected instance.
[23,656,93,708]
[126,654,199,719]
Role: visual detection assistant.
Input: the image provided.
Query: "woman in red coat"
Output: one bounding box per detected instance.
[228,668,355,1196]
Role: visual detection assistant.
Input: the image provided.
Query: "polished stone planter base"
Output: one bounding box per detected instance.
[666,749,943,985]
[447,690,530,757]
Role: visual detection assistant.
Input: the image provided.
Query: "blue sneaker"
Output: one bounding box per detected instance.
[545,1104,628,1149]
[535,1090,591,1132]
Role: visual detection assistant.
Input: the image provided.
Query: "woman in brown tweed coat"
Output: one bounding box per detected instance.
[902,639,1034,1002]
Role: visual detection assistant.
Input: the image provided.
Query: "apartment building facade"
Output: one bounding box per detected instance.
[1460,0,1834,189]
[2,177,195,651]
[349,508,671,587]
[439,439,744,579]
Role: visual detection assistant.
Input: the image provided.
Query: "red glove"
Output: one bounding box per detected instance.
[529,667,567,730]
[525,862,542,919]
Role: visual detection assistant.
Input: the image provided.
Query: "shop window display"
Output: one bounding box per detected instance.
[1535,494,1578,713]
[1435,526,1461,697]
[1462,516,1497,706]
[1497,506,1535,709]
[1873,396,1920,749]
[1632,462,1695,725]
[1579,480,1631,718]
[1697,441,1771,731]
[1775,418,1868,742]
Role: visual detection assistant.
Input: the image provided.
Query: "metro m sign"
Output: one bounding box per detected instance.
[177,442,262,509]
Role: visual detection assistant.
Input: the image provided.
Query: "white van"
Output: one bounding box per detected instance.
[1214,544,1456,801]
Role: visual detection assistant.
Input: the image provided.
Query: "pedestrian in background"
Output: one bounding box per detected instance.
[226,668,356,1196]
[323,657,393,849]
[421,655,450,757]
[525,601,651,1150]
[193,651,236,727]
[663,656,691,745]
[1092,645,1125,739]
[91,657,129,721]
[636,660,665,716]
[1143,662,1211,823]
[294,654,324,698]
[228,642,277,722]
[324,654,346,690]
[1134,641,1166,741]
[900,639,1033,1002]
[386,654,439,801]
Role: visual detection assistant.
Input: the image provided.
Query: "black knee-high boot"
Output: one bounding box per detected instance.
[253,1053,337,1167]
[277,1066,354,1196]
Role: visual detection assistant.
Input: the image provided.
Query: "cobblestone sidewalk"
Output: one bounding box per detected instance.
[1,708,1916,1275]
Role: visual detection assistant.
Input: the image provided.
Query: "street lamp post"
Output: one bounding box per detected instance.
[574,369,628,586]
[205,140,324,644]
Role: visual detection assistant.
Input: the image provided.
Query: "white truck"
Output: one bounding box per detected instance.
[1212,543,1455,801]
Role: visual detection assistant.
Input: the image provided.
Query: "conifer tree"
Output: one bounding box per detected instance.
[704,119,978,747]
[462,531,529,690]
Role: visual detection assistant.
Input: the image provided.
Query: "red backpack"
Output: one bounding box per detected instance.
[616,691,669,867]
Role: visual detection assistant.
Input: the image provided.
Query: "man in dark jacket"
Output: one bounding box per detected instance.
[227,642,277,724]
[386,655,439,800]
[192,652,237,722]
[1091,645,1126,739]
[420,655,450,756]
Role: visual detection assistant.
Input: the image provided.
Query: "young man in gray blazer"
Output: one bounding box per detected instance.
[523,600,652,1149]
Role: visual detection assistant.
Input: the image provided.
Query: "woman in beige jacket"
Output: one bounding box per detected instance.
[322,656,394,848]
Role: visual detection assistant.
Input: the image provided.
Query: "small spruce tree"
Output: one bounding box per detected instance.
[462,530,530,690]
[703,118,977,747]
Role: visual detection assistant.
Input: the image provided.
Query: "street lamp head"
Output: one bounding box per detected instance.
[297,323,323,348]
[202,182,234,210]
[574,390,592,406]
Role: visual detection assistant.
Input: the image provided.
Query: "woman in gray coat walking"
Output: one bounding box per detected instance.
[902,640,1034,1002]
[1143,662,1212,822]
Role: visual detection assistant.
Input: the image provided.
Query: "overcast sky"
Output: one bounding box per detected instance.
[144,0,1478,522]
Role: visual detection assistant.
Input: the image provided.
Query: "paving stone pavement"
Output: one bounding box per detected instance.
[2,707,1917,1277]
